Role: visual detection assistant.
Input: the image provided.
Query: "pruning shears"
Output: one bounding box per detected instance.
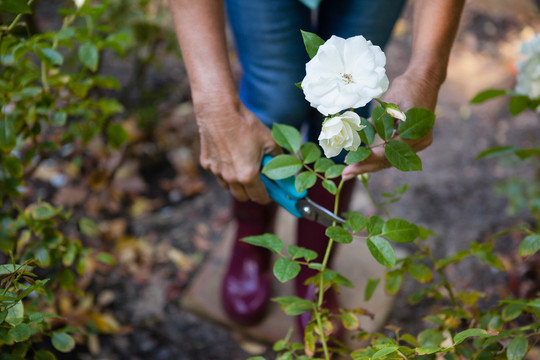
[260,155,345,227]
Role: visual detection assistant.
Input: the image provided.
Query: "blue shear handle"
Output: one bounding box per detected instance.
[261,155,307,218]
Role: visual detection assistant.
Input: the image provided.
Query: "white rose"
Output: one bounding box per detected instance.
[301,35,389,116]
[74,0,85,8]
[318,111,366,158]
[515,34,540,100]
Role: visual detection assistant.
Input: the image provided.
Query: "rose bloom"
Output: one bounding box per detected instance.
[318,111,366,158]
[301,35,389,116]
[74,0,85,8]
[516,34,540,102]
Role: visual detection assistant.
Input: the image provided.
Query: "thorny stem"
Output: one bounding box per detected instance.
[427,250,458,308]
[313,305,330,360]
[303,162,329,183]
[5,0,35,33]
[361,174,389,216]
[313,178,344,360]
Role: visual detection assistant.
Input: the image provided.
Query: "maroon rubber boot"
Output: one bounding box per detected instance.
[295,178,356,339]
[221,199,277,326]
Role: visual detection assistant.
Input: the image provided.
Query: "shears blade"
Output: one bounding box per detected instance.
[296,197,346,227]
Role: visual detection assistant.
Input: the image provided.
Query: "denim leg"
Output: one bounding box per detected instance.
[224,0,313,130]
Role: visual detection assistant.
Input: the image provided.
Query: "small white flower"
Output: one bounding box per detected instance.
[318,111,366,158]
[516,34,540,100]
[301,35,389,116]
[386,106,406,121]
[74,0,85,8]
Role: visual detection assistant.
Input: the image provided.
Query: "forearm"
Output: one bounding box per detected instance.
[406,0,465,88]
[169,0,238,114]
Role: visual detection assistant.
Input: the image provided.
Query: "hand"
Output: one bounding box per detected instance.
[342,72,439,180]
[196,98,282,203]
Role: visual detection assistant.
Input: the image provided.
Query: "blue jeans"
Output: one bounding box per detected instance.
[225,0,406,162]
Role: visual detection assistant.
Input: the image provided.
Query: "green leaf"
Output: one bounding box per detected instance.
[8,323,31,342]
[79,42,99,72]
[367,215,384,236]
[325,164,345,179]
[359,117,375,146]
[470,89,507,103]
[502,304,523,321]
[35,245,51,266]
[372,346,399,359]
[418,328,445,347]
[37,47,63,66]
[51,332,75,353]
[59,268,74,290]
[408,263,433,283]
[52,111,67,126]
[325,269,353,288]
[340,312,359,330]
[30,203,57,220]
[0,0,32,14]
[385,140,422,171]
[295,171,317,193]
[79,217,100,236]
[5,300,24,326]
[262,154,302,180]
[0,118,17,152]
[107,123,129,149]
[507,337,528,360]
[322,179,337,194]
[415,347,443,355]
[398,108,435,140]
[382,218,419,243]
[4,155,23,178]
[273,296,314,316]
[288,245,317,261]
[326,226,352,244]
[514,148,540,159]
[367,236,396,267]
[345,147,372,165]
[314,157,334,172]
[242,233,283,254]
[372,106,394,141]
[434,249,470,270]
[34,350,57,360]
[300,142,321,164]
[344,212,366,233]
[476,145,517,159]
[364,277,380,301]
[272,123,301,153]
[518,234,540,257]
[385,269,403,295]
[273,258,300,283]
[453,328,490,345]
[509,96,529,116]
[300,30,324,59]
[96,252,115,265]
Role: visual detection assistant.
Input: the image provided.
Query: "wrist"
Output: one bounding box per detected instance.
[405,53,449,90]
[192,90,241,124]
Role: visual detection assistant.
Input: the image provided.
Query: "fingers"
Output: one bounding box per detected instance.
[212,165,271,204]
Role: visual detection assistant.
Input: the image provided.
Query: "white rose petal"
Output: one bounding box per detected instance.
[516,34,540,100]
[318,111,366,158]
[301,35,389,116]
[74,0,85,8]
